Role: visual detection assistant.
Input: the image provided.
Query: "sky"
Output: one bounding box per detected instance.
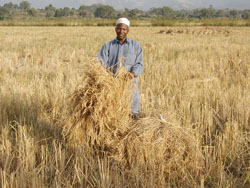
[0,0,250,10]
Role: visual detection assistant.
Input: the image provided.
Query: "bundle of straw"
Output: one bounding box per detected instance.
[63,60,134,151]
[117,117,204,186]
[63,60,203,186]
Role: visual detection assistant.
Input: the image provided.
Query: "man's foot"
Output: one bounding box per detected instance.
[131,112,145,120]
[132,114,139,120]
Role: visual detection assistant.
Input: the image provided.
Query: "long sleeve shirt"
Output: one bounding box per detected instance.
[97,38,144,77]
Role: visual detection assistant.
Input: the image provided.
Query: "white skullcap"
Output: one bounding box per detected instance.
[116,18,130,27]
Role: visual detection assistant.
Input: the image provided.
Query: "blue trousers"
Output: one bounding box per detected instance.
[131,78,140,115]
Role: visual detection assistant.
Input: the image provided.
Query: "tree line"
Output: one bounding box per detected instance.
[1,1,250,20]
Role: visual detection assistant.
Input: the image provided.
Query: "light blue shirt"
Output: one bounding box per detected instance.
[98,38,144,77]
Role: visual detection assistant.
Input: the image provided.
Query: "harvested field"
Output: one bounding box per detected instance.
[159,27,231,35]
[63,61,204,187]
[0,26,250,188]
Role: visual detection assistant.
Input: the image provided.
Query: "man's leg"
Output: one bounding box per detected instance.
[131,80,140,116]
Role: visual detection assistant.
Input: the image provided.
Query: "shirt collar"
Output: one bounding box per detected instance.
[115,38,130,44]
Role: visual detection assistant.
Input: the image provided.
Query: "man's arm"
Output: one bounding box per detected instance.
[130,43,144,77]
[97,44,109,66]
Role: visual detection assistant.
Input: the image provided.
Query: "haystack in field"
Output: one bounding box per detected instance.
[63,60,204,186]
[158,27,231,36]
[117,117,204,186]
[63,60,134,151]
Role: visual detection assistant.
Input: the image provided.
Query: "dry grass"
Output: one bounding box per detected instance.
[119,117,204,187]
[0,26,250,188]
[63,61,134,149]
[159,27,231,35]
[63,61,204,187]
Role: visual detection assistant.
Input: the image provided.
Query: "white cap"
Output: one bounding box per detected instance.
[116,18,130,27]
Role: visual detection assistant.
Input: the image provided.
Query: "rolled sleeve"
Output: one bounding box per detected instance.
[97,44,109,66]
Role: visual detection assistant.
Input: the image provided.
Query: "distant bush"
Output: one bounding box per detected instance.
[0,7,10,20]
[94,6,116,19]
[19,0,30,10]
[27,8,37,17]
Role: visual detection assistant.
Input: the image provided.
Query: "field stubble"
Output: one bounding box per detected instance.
[0,26,250,187]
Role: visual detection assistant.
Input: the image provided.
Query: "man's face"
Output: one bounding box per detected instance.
[115,23,129,41]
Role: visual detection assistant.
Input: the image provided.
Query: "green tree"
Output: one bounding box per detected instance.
[54,9,64,17]
[79,10,87,17]
[215,9,225,18]
[45,4,56,11]
[45,4,56,17]
[0,6,10,20]
[70,8,76,16]
[177,10,190,19]
[94,5,115,19]
[3,2,18,10]
[54,7,71,17]
[3,3,15,9]
[200,9,209,18]
[192,9,202,18]
[78,5,96,18]
[229,9,239,18]
[161,6,174,18]
[27,8,37,16]
[63,7,70,16]
[200,8,215,18]
[128,9,142,18]
[119,8,129,18]
[208,5,216,18]
[79,5,88,11]
[150,6,173,18]
[20,1,30,10]
[3,3,17,18]
[242,9,250,19]
[194,6,215,19]
[128,9,136,17]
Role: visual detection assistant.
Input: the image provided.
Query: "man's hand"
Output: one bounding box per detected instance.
[126,72,135,80]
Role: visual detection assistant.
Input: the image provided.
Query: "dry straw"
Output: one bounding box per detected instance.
[115,117,204,186]
[63,60,134,151]
[159,27,231,35]
[63,60,204,186]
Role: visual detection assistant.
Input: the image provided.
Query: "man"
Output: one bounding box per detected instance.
[98,18,144,119]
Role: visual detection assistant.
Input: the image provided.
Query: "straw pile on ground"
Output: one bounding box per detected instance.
[115,117,204,186]
[159,27,231,35]
[63,60,134,152]
[63,60,204,186]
